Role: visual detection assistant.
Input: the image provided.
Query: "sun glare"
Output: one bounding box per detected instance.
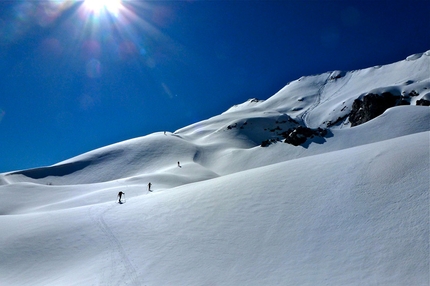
[84,0,122,15]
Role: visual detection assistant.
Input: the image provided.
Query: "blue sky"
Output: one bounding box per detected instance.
[0,0,429,172]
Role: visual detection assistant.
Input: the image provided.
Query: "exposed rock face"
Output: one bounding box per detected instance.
[239,89,427,147]
[282,127,327,146]
[260,139,277,147]
[416,99,430,106]
[349,92,409,127]
[260,126,328,147]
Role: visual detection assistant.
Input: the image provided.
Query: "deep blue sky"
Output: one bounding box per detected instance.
[0,0,429,172]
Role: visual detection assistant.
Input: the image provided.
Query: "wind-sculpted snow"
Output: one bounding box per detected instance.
[3,133,219,185]
[0,53,429,285]
[8,160,92,179]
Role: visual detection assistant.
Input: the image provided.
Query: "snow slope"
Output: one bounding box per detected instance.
[0,52,429,285]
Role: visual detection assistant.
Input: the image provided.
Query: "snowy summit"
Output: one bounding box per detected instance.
[1,52,429,285]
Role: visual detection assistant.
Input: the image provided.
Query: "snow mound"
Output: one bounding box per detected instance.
[406,53,423,61]
[223,98,264,114]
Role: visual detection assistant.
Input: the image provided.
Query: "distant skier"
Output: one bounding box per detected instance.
[117,191,125,203]
[177,161,181,168]
[148,182,152,192]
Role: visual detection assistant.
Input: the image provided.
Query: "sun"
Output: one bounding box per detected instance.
[84,0,123,15]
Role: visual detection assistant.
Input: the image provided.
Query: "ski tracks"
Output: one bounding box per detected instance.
[89,204,142,286]
[300,74,330,127]
[301,73,352,127]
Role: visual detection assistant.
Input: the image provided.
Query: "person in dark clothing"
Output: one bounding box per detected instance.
[118,191,125,203]
[148,182,152,192]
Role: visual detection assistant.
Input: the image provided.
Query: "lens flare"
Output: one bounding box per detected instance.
[3,0,181,102]
[84,0,122,16]
[86,59,102,78]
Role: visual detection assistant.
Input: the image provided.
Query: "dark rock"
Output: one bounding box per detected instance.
[261,140,271,147]
[316,127,327,137]
[416,99,430,106]
[281,126,328,146]
[326,115,349,127]
[227,123,237,130]
[330,71,346,80]
[349,92,409,127]
[409,90,419,97]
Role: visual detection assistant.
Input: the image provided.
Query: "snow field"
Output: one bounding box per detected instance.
[0,131,428,285]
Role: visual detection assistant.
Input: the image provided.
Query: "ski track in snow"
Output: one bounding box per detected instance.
[301,74,330,127]
[89,204,141,286]
[321,71,353,105]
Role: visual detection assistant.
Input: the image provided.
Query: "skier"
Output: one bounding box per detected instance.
[117,191,125,203]
[148,182,152,192]
[177,161,181,168]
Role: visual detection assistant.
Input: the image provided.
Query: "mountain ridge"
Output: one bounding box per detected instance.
[2,51,429,185]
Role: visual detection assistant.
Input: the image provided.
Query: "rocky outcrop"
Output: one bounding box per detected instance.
[281,126,327,146]
[349,92,409,127]
[416,98,430,106]
[260,126,328,147]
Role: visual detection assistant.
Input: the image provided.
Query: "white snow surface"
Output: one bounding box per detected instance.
[1,53,429,285]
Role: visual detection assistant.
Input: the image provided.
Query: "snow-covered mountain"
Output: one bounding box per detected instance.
[1,52,429,285]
